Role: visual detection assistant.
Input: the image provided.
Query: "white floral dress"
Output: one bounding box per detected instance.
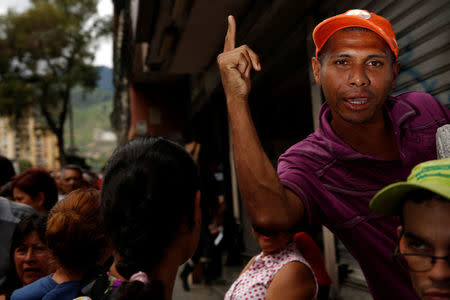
[224,242,318,300]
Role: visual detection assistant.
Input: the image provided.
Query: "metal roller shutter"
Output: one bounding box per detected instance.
[364,0,450,106]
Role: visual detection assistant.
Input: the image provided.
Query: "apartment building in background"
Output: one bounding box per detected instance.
[0,108,60,170]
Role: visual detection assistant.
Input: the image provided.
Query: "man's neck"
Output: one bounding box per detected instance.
[330,113,400,160]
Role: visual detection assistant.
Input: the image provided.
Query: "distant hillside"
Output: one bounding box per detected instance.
[96,66,114,92]
[71,87,112,106]
[65,100,116,167]
[71,67,113,106]
[64,66,116,168]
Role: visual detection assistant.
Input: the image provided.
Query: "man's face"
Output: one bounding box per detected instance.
[399,199,450,300]
[62,168,82,194]
[312,29,400,128]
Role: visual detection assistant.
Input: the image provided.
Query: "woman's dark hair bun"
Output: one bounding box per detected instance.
[115,259,140,280]
[116,279,165,300]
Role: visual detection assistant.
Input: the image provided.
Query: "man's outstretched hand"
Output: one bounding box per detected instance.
[217,15,261,101]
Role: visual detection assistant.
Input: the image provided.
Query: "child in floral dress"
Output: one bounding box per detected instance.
[225,230,317,300]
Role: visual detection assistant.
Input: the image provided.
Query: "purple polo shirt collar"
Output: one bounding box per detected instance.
[317,96,416,161]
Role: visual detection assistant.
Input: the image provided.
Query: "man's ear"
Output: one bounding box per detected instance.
[396,225,403,238]
[391,60,401,90]
[311,57,322,86]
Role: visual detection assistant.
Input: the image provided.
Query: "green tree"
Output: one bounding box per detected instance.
[0,0,111,165]
[18,158,33,172]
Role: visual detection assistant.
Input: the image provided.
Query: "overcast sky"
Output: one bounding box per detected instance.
[0,0,113,68]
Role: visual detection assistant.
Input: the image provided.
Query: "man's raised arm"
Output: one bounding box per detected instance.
[217,16,304,233]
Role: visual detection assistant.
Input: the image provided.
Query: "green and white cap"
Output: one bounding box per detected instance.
[370,158,450,215]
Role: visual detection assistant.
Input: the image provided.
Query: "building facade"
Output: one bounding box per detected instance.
[0,108,60,170]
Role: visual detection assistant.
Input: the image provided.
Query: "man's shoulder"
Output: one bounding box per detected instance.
[389,91,449,130]
[391,91,448,116]
[392,91,435,102]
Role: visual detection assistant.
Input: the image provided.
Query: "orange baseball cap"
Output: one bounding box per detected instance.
[313,9,398,59]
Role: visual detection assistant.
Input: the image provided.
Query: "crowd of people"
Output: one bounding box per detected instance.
[0,137,202,300]
[0,8,448,300]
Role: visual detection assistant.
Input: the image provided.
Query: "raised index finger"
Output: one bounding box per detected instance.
[224,15,236,52]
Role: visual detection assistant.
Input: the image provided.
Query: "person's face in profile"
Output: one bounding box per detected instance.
[14,231,53,285]
[13,188,34,208]
[13,188,45,213]
[62,169,82,194]
[398,198,450,300]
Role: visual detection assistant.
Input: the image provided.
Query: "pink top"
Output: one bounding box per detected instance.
[224,242,318,300]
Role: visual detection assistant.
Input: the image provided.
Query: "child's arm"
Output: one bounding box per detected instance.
[266,261,316,300]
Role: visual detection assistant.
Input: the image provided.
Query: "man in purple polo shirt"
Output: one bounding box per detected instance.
[217,9,449,300]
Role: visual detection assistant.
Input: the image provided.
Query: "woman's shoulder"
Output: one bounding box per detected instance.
[41,279,81,300]
[10,275,56,300]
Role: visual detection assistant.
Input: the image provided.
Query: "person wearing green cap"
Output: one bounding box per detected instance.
[370,158,450,300]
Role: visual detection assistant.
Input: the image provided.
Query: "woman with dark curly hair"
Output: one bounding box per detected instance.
[11,168,58,214]
[100,136,201,300]
[10,189,108,300]
[0,215,54,300]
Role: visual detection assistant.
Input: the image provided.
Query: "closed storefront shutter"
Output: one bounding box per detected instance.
[377,0,449,106]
